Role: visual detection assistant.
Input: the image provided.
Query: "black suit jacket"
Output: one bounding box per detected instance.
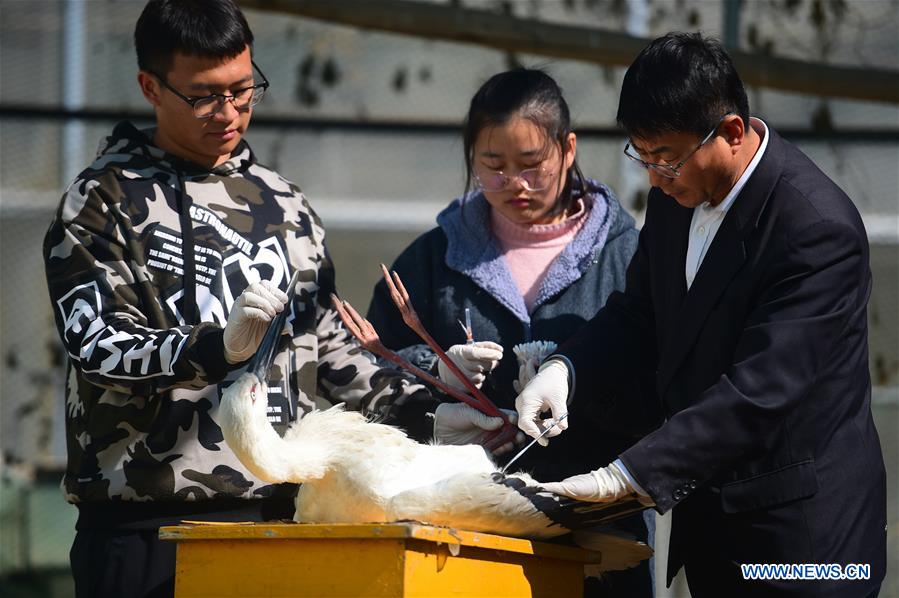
[560,125,886,595]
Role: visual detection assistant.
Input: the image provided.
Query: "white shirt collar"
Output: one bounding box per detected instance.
[701,117,769,215]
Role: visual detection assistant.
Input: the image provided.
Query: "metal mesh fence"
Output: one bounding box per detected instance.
[0,1,896,595]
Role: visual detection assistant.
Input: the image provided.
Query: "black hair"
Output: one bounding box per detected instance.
[134,0,254,74]
[616,32,750,139]
[462,69,586,217]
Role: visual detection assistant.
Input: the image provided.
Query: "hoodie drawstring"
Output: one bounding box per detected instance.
[176,173,199,324]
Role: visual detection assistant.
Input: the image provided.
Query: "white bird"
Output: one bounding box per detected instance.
[221,372,564,538]
[217,274,651,568]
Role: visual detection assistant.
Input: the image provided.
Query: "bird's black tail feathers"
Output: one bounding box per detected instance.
[493,472,648,530]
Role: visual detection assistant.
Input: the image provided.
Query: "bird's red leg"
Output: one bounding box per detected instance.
[481,425,521,453]
[379,265,508,420]
[330,294,501,416]
[378,267,521,452]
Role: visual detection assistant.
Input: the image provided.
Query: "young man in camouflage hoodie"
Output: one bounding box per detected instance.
[43,1,436,595]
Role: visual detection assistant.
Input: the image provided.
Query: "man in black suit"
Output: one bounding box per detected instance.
[515,33,886,597]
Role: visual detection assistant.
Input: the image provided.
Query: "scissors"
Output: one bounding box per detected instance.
[500,413,569,474]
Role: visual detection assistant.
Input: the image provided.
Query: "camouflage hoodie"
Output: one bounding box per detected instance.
[44,121,434,510]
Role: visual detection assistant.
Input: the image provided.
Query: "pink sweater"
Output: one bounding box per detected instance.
[490,200,589,314]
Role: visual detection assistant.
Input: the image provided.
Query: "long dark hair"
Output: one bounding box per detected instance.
[462,69,586,218]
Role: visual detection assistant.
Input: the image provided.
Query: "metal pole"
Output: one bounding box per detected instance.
[618,0,650,225]
[723,0,743,50]
[61,0,87,188]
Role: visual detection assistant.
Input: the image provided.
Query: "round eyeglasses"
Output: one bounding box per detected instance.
[151,60,270,119]
[623,114,731,179]
[474,166,556,192]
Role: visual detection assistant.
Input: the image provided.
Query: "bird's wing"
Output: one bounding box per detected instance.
[386,471,566,539]
[575,529,653,571]
[386,471,649,540]
[502,475,648,530]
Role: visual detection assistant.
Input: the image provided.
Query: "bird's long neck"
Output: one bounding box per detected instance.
[219,374,332,483]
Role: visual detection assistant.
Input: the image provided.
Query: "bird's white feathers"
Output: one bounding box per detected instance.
[219,371,561,537]
[387,471,561,538]
[218,372,336,483]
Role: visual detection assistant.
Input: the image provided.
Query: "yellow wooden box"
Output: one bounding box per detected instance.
[159,522,601,597]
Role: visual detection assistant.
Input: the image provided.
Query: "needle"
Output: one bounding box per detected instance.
[500,413,569,474]
[457,308,474,344]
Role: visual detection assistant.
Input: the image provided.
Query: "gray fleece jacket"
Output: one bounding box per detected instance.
[368,181,655,481]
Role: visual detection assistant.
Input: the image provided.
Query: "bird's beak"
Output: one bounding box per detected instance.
[247,270,300,381]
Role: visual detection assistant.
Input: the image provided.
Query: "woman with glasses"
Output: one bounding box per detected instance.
[367,69,654,597]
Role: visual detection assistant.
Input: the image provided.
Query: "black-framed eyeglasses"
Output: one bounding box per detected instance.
[474,166,557,192]
[150,60,270,119]
[623,114,732,179]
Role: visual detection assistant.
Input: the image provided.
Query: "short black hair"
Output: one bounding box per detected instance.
[462,68,586,217]
[134,0,254,74]
[616,32,750,139]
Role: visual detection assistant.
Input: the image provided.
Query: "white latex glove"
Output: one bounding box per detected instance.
[437,341,504,390]
[514,358,570,445]
[541,463,633,503]
[223,280,289,364]
[433,403,525,456]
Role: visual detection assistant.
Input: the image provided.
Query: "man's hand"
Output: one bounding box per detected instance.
[541,463,633,502]
[223,280,289,364]
[434,403,524,455]
[437,341,504,390]
[514,359,570,445]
